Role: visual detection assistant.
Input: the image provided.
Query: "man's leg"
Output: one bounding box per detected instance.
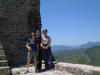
[37,50,42,71]
[33,52,40,73]
[37,58,42,70]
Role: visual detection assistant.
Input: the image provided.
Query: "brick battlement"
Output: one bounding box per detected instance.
[0,0,41,67]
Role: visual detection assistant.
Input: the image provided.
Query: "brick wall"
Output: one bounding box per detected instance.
[0,0,41,67]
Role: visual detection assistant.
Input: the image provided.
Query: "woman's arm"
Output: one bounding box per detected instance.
[26,42,32,51]
[40,37,45,49]
[40,43,45,48]
[45,37,51,49]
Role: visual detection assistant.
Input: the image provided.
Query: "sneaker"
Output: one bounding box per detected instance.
[45,68,49,71]
[35,69,39,73]
[50,69,55,71]
[24,70,30,74]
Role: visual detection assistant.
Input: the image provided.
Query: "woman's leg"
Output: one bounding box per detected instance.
[49,58,54,69]
[34,58,37,68]
[26,52,32,72]
[33,52,38,70]
[44,60,49,70]
[44,51,50,70]
[48,47,55,69]
[42,49,50,70]
[26,59,31,71]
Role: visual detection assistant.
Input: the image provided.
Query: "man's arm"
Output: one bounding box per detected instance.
[37,43,39,56]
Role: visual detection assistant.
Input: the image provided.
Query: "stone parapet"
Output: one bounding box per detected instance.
[55,62,100,75]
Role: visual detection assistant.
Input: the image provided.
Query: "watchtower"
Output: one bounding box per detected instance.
[0,0,41,67]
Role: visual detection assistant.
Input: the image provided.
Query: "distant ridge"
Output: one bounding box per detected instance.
[79,42,100,48]
[51,42,100,51]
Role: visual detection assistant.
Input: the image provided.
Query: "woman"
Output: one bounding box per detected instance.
[41,29,55,71]
[26,32,38,73]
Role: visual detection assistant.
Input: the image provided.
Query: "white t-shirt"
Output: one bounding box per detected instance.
[42,36,51,45]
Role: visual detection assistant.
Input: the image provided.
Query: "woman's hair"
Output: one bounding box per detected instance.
[30,32,36,37]
[42,29,48,33]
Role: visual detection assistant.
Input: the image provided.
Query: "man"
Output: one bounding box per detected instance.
[36,30,42,72]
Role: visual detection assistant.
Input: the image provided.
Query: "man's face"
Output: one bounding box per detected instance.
[36,32,41,37]
[37,32,41,36]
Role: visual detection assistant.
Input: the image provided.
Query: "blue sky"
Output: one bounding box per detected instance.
[40,0,100,46]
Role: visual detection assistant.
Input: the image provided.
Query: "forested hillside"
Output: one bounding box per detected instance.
[54,45,100,66]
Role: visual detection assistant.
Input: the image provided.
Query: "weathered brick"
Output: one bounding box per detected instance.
[0,0,41,67]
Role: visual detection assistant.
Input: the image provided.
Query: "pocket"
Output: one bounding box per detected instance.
[28,52,31,56]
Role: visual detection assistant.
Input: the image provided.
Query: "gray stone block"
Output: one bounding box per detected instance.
[0,67,10,75]
[0,60,8,67]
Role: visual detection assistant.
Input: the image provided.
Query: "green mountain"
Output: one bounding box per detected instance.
[53,45,100,66]
[52,42,100,51]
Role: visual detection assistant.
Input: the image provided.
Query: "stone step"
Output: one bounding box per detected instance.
[0,55,6,56]
[0,50,4,53]
[0,47,3,49]
[0,51,5,54]
[0,53,5,55]
[0,66,10,75]
[0,46,3,49]
[0,60,8,67]
[0,55,7,61]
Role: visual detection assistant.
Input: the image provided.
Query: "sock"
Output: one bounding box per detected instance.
[26,67,29,71]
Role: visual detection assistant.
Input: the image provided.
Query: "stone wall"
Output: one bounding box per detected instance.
[0,41,11,75]
[10,62,100,75]
[0,0,41,67]
[55,62,100,75]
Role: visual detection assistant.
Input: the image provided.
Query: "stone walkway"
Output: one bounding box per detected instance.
[12,66,74,75]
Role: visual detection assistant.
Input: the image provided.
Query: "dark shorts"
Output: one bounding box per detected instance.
[27,51,37,59]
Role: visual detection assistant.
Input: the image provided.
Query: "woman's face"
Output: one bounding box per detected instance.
[31,34,35,39]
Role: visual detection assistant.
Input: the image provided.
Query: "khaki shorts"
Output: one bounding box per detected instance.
[27,51,37,59]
